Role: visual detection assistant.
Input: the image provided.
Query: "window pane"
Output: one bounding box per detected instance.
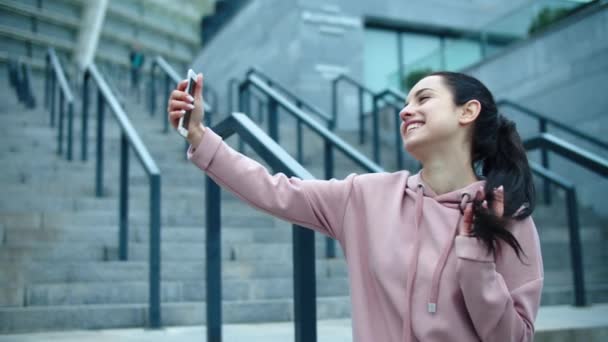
[444,38,482,70]
[364,29,399,92]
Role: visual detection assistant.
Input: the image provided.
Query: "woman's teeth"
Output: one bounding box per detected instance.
[406,123,424,133]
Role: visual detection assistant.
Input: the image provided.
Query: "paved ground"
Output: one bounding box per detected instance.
[0,304,606,341]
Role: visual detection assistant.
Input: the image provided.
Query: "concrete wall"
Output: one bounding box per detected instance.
[463,4,608,218]
[192,0,529,129]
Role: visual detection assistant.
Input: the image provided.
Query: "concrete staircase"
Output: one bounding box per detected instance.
[0,67,607,335]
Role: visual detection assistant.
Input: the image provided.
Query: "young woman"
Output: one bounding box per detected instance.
[167,71,543,342]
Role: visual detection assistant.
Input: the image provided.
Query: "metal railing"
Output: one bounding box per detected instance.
[499,99,608,204]
[81,63,163,328]
[372,88,407,167]
[247,67,336,128]
[205,112,322,342]
[239,73,383,258]
[148,55,214,132]
[332,74,376,145]
[44,48,74,161]
[331,74,408,168]
[9,58,36,109]
[523,132,608,307]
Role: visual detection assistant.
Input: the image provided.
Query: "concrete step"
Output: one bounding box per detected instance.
[0,205,277,228]
[0,259,348,285]
[9,277,349,306]
[0,296,352,333]
[0,241,345,262]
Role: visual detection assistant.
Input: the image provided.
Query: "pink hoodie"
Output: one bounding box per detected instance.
[188,128,544,342]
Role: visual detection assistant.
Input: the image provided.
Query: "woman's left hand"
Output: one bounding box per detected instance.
[459,185,504,236]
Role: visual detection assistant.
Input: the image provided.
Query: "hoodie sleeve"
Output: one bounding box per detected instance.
[186,128,355,241]
[454,216,544,342]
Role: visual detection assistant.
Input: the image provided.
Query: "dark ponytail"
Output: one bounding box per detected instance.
[430,71,536,259]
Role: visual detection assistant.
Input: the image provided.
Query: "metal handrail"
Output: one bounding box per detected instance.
[332,74,376,145]
[241,73,383,258]
[44,48,75,161]
[206,112,319,342]
[524,133,608,177]
[498,99,608,151]
[371,88,406,167]
[246,67,335,128]
[10,58,36,109]
[528,162,586,306]
[82,63,163,328]
[148,55,213,132]
[523,132,608,307]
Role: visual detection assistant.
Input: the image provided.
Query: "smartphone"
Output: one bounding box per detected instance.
[177,69,197,139]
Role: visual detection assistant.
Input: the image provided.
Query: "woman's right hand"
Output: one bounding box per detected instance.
[167,73,205,146]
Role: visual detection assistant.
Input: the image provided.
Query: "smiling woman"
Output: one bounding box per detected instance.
[168,70,542,342]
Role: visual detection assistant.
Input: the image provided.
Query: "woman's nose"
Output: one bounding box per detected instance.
[399,106,412,121]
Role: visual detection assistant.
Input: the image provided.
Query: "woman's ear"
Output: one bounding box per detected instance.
[459,99,482,125]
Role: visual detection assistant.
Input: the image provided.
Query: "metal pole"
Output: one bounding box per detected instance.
[149,64,156,117]
[293,224,318,342]
[358,87,364,144]
[566,188,586,306]
[331,78,338,133]
[163,75,170,133]
[50,73,56,126]
[81,74,89,162]
[67,102,74,161]
[324,141,335,259]
[395,106,403,170]
[95,90,105,197]
[268,98,279,143]
[206,176,222,342]
[119,133,129,261]
[372,95,380,164]
[44,56,50,108]
[149,174,162,328]
[57,92,64,156]
[296,101,303,163]
[539,119,551,205]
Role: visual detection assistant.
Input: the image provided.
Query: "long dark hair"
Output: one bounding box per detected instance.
[430,71,536,259]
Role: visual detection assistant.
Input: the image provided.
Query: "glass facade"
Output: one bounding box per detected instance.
[364,0,593,92]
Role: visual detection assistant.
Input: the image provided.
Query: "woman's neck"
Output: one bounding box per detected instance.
[419,155,480,196]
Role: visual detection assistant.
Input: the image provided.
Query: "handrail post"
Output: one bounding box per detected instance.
[539,119,551,204]
[268,97,279,143]
[67,102,74,161]
[358,87,364,145]
[149,173,162,328]
[148,63,157,117]
[206,176,222,342]
[296,101,304,163]
[81,73,90,162]
[293,224,318,342]
[163,75,171,133]
[372,95,380,164]
[119,133,129,261]
[237,82,249,153]
[394,106,403,170]
[50,72,56,127]
[44,55,50,107]
[566,188,586,306]
[332,78,338,135]
[324,141,336,259]
[57,92,65,156]
[95,90,105,197]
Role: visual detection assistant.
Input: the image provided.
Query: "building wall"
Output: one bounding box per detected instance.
[463,4,608,217]
[193,0,530,129]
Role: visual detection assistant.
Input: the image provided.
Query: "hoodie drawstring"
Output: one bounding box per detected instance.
[402,184,425,342]
[403,184,473,342]
[427,192,471,313]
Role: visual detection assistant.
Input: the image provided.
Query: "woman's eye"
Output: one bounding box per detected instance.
[419,96,429,103]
